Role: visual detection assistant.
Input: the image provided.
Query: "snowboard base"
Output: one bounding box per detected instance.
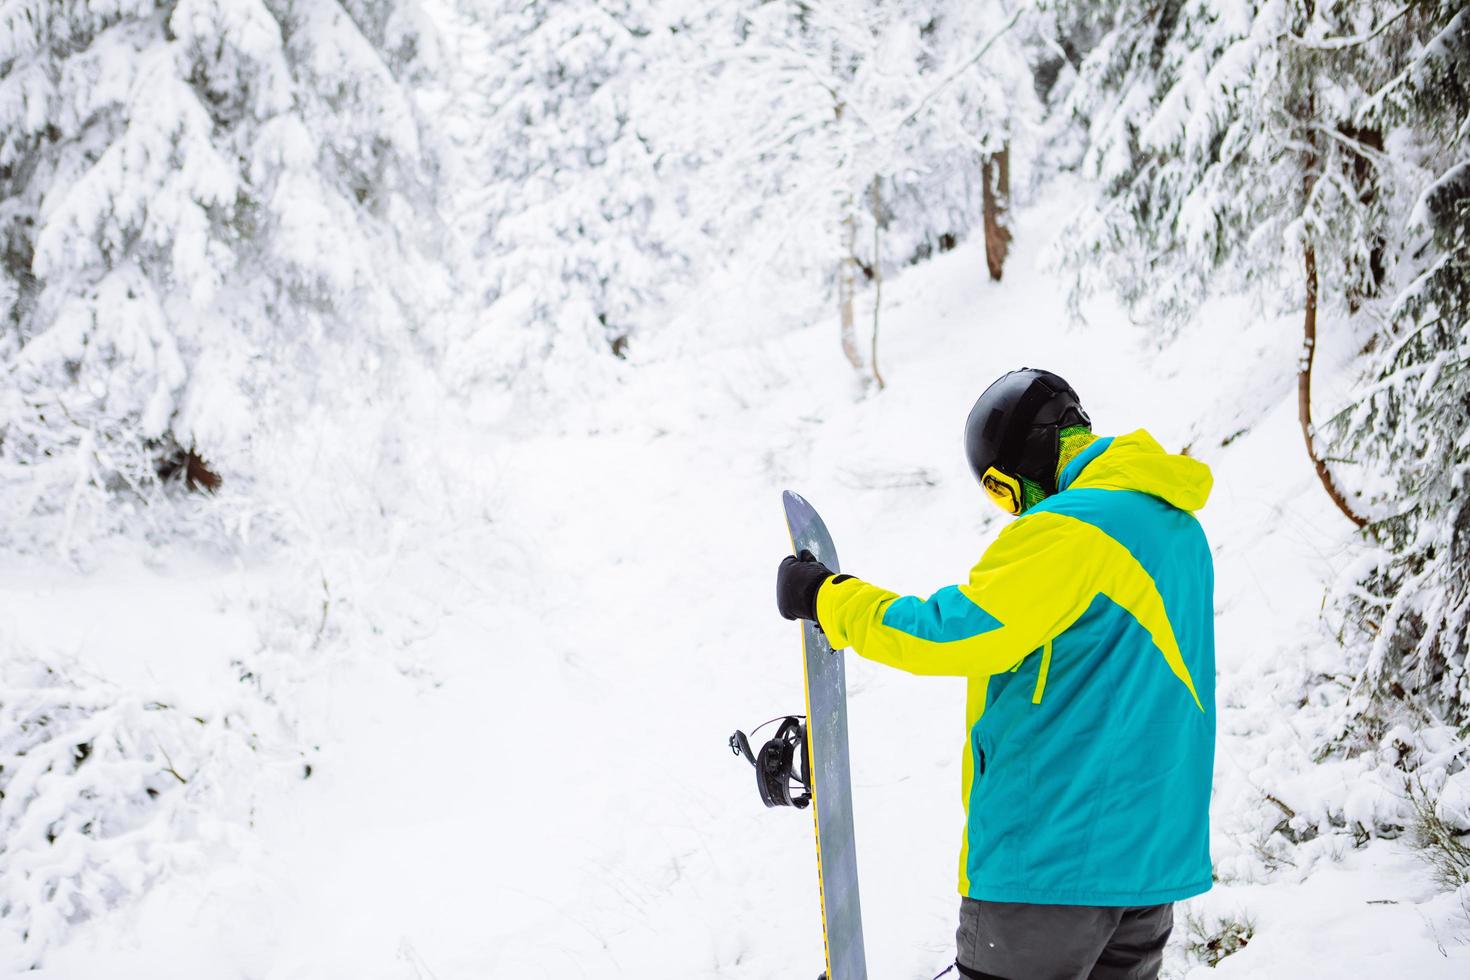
[783,490,867,980]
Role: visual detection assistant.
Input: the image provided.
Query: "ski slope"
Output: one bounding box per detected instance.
[12,190,1469,979]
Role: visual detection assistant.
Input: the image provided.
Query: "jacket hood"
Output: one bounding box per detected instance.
[1065,429,1213,513]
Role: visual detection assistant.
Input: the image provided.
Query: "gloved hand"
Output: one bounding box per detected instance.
[776,550,848,622]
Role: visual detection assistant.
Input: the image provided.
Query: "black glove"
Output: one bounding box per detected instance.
[776,550,849,622]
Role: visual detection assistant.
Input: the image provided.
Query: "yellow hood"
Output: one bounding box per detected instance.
[1070,429,1213,513]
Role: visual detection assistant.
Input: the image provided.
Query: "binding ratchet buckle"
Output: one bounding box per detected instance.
[729,715,810,809]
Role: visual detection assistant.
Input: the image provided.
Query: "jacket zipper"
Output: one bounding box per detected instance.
[1032,640,1053,704]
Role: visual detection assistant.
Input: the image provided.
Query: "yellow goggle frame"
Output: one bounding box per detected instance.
[981,466,1023,516]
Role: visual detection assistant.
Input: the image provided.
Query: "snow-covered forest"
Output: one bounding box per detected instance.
[0,0,1466,976]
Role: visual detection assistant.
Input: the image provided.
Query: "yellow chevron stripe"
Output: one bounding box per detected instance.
[1019,512,1205,712]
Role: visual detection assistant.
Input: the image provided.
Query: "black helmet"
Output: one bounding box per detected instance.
[964,368,1090,512]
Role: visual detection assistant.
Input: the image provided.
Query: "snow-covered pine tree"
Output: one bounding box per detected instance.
[1050,1,1391,328]
[443,0,693,397]
[0,0,451,552]
[1336,4,1470,730]
[1046,0,1470,790]
[1047,1,1423,526]
[0,0,453,963]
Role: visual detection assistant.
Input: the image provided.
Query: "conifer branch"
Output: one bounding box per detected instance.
[1283,4,1416,51]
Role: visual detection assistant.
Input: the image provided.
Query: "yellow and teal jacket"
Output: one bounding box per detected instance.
[816,430,1215,906]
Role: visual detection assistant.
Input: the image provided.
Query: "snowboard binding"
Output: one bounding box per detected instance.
[729,715,810,809]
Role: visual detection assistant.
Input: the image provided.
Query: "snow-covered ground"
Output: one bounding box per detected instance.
[8,192,1468,978]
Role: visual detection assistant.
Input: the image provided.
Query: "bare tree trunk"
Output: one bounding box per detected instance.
[1300,239,1367,528]
[869,177,886,390]
[1299,119,1368,528]
[838,204,862,374]
[832,99,863,379]
[982,144,1012,281]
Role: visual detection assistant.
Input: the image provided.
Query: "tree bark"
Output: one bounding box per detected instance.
[838,204,862,375]
[982,144,1012,281]
[833,99,863,379]
[1300,238,1368,528]
[1299,106,1367,529]
[869,177,886,390]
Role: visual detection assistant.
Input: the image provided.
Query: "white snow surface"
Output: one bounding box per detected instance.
[6,192,1468,978]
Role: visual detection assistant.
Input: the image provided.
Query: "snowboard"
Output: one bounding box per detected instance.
[783,490,868,980]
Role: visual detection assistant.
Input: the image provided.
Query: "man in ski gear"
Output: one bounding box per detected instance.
[776,368,1215,980]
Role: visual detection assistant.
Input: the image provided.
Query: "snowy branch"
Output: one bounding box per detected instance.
[895,4,1026,132]
[1282,4,1415,51]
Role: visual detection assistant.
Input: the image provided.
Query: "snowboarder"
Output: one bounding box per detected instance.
[776,368,1215,980]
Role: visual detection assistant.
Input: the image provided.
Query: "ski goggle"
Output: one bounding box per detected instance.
[981,466,1023,516]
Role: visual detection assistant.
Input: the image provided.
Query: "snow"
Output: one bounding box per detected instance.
[5,187,1466,977]
[1192,844,1467,979]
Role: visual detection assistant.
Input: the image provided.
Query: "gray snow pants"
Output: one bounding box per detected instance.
[955,897,1173,980]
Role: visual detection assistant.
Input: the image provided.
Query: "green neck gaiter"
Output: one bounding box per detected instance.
[1019,426,1099,513]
